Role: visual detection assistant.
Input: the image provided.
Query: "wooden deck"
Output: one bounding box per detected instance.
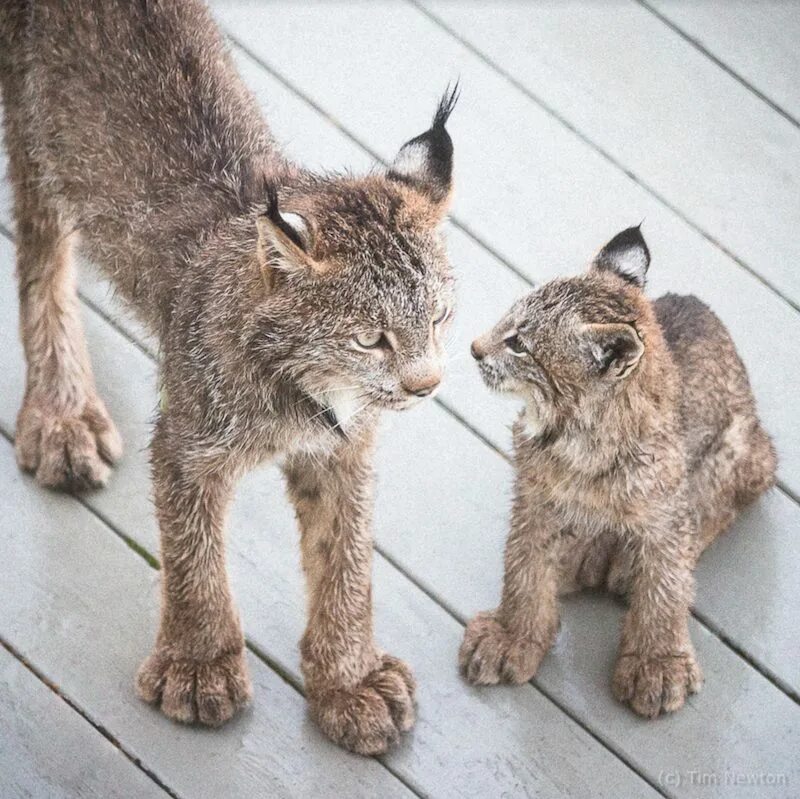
[1,2,798,797]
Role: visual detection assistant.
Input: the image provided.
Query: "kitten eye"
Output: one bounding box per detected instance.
[354,331,389,350]
[433,304,451,325]
[504,333,527,356]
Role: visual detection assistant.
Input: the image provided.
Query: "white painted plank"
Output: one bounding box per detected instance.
[419,0,800,307]
[0,445,411,799]
[209,2,800,502]
[0,646,167,799]
[648,0,800,124]
[0,241,655,799]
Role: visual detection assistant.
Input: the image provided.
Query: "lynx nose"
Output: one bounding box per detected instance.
[471,339,485,361]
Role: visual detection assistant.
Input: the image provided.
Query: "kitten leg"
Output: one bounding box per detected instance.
[283,430,415,756]
[136,419,251,726]
[612,514,702,718]
[7,131,121,489]
[459,494,561,685]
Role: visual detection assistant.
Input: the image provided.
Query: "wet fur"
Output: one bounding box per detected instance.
[461,229,776,717]
[0,0,456,753]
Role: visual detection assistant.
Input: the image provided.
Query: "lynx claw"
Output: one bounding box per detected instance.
[136,648,252,727]
[613,650,703,718]
[308,654,416,755]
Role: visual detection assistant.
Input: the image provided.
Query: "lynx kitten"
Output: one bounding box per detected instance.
[461,227,775,717]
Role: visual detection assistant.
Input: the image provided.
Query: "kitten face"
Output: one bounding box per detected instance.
[471,228,651,429]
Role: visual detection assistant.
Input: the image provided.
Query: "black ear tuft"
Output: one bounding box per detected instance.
[591,225,650,288]
[387,82,460,207]
[432,80,461,131]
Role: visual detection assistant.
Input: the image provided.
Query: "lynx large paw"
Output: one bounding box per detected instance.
[613,650,703,718]
[16,397,122,491]
[459,611,549,685]
[308,655,416,755]
[136,647,253,727]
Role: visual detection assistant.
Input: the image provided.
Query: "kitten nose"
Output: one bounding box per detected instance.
[404,376,441,397]
[471,340,484,361]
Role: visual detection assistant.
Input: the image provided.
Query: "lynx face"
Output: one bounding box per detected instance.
[471,228,651,434]
[253,88,459,431]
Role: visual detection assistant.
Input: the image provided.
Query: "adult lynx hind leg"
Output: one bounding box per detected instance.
[1,63,122,490]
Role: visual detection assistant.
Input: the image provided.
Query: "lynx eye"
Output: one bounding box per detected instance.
[354,331,390,350]
[504,333,527,356]
[433,304,451,325]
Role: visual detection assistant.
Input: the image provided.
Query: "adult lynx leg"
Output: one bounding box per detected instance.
[136,418,251,726]
[7,143,121,489]
[283,430,415,755]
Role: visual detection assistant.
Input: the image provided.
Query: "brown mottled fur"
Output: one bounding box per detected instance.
[461,228,776,717]
[1,0,457,753]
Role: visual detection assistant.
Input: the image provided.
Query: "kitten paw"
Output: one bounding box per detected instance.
[308,654,416,755]
[16,397,122,491]
[613,650,703,717]
[136,647,252,726]
[459,611,548,685]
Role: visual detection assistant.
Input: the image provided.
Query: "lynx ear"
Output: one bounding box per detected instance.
[584,323,644,379]
[591,226,650,288]
[387,83,459,214]
[256,185,322,277]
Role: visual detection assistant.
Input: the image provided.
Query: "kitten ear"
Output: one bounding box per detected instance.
[387,83,459,215]
[590,226,650,288]
[256,185,322,278]
[584,323,644,379]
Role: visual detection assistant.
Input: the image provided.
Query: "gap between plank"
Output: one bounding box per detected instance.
[404,1,800,317]
[637,0,800,131]
[0,636,182,799]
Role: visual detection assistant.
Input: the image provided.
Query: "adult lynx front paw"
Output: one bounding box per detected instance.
[308,655,416,755]
[459,612,549,685]
[136,647,252,727]
[613,650,703,718]
[16,396,122,491]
